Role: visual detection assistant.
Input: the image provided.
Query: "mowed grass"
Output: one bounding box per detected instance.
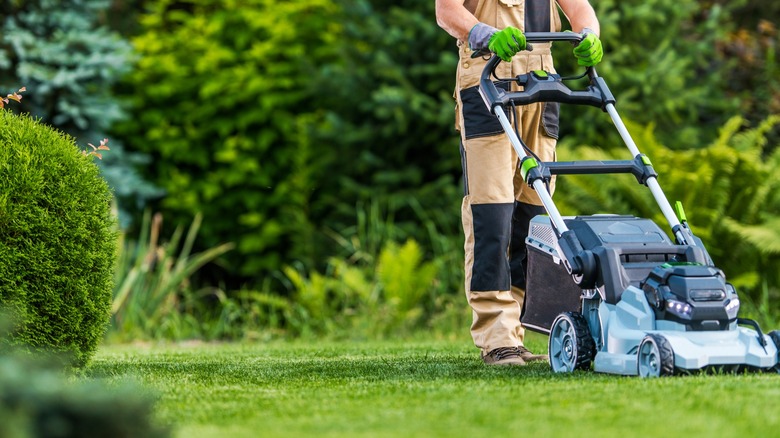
[90,333,780,438]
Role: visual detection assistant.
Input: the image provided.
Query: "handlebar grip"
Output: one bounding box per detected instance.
[470,43,534,59]
[471,32,582,59]
[524,32,584,43]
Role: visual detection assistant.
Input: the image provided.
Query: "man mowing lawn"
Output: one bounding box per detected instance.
[434,0,603,365]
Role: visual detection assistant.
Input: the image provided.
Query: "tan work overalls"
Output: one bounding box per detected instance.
[454,0,561,353]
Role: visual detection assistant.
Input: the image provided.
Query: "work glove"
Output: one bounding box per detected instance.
[468,23,526,62]
[573,28,603,66]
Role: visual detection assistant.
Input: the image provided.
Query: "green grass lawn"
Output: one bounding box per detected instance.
[90,333,780,438]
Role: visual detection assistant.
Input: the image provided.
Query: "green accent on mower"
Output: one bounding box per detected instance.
[521,157,538,181]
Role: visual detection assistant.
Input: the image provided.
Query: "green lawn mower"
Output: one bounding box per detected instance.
[478,32,780,377]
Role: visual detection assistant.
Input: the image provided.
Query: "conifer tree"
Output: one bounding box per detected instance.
[0,0,162,223]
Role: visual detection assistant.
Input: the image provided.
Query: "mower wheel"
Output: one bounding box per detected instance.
[769,330,780,350]
[637,334,674,378]
[549,312,595,373]
[769,331,780,373]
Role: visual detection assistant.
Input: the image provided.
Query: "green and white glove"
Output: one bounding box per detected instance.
[573,28,603,66]
[468,23,526,62]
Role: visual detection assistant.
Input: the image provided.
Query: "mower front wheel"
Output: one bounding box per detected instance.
[549,312,595,373]
[768,330,780,351]
[637,334,675,378]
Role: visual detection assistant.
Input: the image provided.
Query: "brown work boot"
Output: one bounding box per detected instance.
[516,345,548,363]
[481,347,527,366]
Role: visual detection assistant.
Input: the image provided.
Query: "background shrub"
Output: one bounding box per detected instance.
[0,110,117,367]
[0,0,162,223]
[0,352,169,438]
[551,0,738,149]
[115,0,463,290]
[114,0,343,284]
[109,211,234,342]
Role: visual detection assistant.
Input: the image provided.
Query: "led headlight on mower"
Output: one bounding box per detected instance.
[725,297,740,320]
[724,283,740,320]
[665,299,693,319]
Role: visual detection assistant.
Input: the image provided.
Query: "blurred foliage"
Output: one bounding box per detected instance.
[0,110,117,368]
[555,0,780,150]
[115,0,462,288]
[105,199,468,341]
[0,328,169,438]
[114,0,343,283]
[719,20,780,137]
[553,0,737,149]
[278,199,467,339]
[0,0,162,223]
[281,240,439,338]
[109,211,233,342]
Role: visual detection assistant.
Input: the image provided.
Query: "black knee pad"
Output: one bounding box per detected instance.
[510,202,547,289]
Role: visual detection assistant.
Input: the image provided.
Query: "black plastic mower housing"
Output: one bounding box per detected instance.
[641,263,738,331]
[563,216,710,304]
[522,215,713,333]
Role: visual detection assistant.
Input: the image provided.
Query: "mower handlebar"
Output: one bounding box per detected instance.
[471,31,584,59]
[478,32,614,113]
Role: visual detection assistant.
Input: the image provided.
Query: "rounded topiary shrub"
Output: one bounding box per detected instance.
[0,110,117,367]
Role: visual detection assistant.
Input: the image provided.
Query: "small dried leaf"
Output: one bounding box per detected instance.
[1,87,26,108]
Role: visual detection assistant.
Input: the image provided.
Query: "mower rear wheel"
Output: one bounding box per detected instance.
[769,331,780,373]
[549,312,595,373]
[637,334,674,378]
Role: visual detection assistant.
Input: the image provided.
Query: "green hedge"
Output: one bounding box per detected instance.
[115,0,342,281]
[0,110,117,368]
[116,0,462,288]
[552,0,738,149]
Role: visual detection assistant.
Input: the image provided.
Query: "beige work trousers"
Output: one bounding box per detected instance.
[455,44,559,353]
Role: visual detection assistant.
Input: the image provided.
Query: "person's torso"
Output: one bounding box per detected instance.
[471,0,559,33]
[464,0,479,15]
[455,0,561,91]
